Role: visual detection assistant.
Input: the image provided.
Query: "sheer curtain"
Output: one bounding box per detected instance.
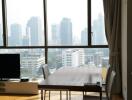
[103,0,121,94]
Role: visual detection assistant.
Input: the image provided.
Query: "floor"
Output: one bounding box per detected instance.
[0,91,123,100]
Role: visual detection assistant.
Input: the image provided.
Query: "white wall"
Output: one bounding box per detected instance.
[121,0,127,99]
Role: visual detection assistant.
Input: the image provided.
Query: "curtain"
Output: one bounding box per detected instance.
[103,0,121,94]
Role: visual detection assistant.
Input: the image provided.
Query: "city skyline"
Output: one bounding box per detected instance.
[6,0,104,42]
[0,14,107,46]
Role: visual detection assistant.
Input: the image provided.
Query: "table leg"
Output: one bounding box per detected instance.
[69,91,71,100]
[60,91,62,100]
[49,91,50,100]
[66,91,68,100]
[100,91,102,100]
[83,91,84,100]
[44,90,46,100]
[41,90,43,100]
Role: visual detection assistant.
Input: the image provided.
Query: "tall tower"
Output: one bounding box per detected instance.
[60,18,72,45]
[51,24,60,45]
[26,17,42,46]
[0,24,2,45]
[92,14,106,44]
[81,28,87,45]
[10,23,22,46]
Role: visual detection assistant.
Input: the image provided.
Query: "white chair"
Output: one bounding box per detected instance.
[42,64,50,100]
[42,64,50,79]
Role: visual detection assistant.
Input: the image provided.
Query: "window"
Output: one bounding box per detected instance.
[6,0,44,46]
[47,0,88,46]
[0,49,45,79]
[0,1,3,46]
[0,0,108,79]
[91,0,107,45]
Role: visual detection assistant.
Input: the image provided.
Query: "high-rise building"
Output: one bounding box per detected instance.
[62,49,84,67]
[51,24,60,45]
[92,14,107,44]
[0,24,2,45]
[60,18,72,45]
[10,23,22,46]
[26,17,42,46]
[81,28,87,45]
[22,35,29,46]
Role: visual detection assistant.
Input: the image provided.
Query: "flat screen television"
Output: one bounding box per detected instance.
[0,54,20,80]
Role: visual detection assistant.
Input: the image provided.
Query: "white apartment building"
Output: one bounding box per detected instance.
[62,49,85,67]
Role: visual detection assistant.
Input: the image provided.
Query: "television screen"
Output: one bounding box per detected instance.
[0,54,20,79]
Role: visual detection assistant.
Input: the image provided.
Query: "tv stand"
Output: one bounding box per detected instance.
[0,78,9,81]
[0,81,38,94]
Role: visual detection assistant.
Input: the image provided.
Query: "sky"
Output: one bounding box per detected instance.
[0,0,104,38]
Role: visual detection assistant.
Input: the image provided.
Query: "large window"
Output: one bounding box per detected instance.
[6,0,44,46]
[91,0,107,45]
[0,49,45,79]
[0,1,3,46]
[47,0,88,45]
[0,0,108,79]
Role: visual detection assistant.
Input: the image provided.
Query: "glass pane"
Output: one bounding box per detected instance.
[6,0,44,46]
[0,1,3,45]
[91,0,107,45]
[47,0,88,46]
[0,49,45,79]
[48,48,109,80]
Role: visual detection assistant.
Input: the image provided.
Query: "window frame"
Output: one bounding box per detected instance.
[1,0,108,64]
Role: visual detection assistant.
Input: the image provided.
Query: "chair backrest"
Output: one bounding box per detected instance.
[42,64,50,79]
[107,70,116,100]
[105,67,112,92]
